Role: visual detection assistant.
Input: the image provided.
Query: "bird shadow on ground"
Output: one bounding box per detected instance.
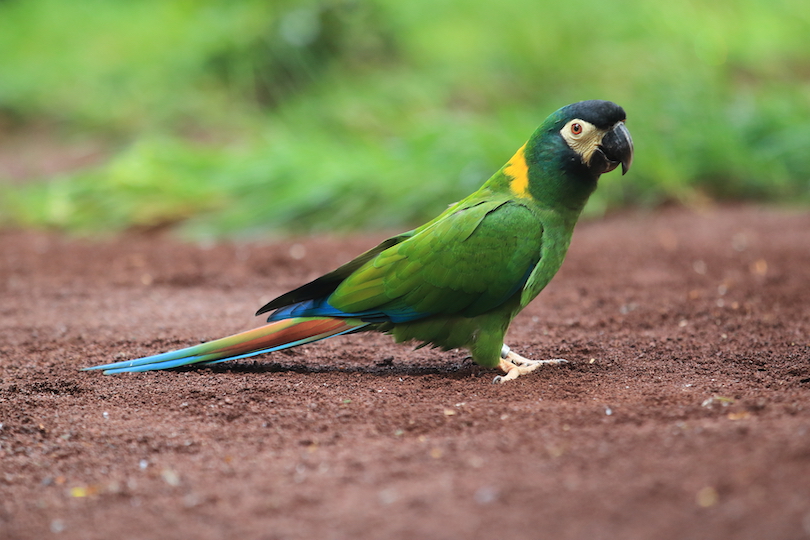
[183,357,490,379]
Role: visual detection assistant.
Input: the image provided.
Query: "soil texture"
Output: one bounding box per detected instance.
[1,205,809,539]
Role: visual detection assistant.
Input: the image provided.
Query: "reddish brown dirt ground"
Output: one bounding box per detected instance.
[1,206,809,540]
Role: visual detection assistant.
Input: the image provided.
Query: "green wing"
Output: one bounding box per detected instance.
[329,196,545,321]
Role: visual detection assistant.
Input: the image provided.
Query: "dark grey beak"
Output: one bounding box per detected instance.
[597,121,634,175]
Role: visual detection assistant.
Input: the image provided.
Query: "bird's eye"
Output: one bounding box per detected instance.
[571,123,583,135]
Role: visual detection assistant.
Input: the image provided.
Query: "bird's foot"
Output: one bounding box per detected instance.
[492,345,567,384]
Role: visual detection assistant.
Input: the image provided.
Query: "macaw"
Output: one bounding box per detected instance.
[86,100,633,382]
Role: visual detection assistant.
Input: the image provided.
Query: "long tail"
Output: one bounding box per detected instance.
[84,317,369,374]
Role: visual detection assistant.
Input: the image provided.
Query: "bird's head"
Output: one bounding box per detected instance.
[554,100,633,177]
[517,100,634,212]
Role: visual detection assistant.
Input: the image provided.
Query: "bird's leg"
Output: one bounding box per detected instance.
[492,344,567,384]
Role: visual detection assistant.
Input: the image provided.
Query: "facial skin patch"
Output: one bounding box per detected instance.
[559,119,602,165]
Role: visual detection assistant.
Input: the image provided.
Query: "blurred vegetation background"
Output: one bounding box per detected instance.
[0,0,808,238]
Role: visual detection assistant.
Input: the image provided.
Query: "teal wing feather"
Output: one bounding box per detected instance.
[256,233,413,316]
[328,195,545,321]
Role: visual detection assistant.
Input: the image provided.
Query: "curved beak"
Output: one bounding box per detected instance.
[597,121,634,175]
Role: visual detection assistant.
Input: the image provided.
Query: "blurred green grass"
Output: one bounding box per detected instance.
[0,0,808,237]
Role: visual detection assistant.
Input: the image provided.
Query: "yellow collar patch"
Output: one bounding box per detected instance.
[504,143,531,197]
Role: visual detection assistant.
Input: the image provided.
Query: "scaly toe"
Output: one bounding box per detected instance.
[493,349,569,383]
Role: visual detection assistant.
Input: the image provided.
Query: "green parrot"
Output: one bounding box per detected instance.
[86,100,633,382]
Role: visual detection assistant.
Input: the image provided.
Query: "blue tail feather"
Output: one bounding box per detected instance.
[85,318,368,374]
